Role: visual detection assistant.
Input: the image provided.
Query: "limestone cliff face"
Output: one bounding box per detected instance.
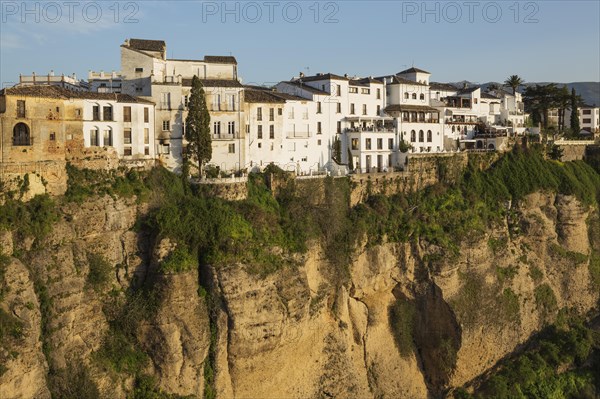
[0,191,598,398]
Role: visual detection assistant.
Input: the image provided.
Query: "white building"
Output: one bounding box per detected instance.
[119,38,244,173]
[17,71,89,91]
[81,93,155,160]
[565,104,600,137]
[88,70,124,93]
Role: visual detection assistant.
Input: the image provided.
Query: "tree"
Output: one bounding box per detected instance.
[504,75,524,96]
[332,136,342,163]
[570,88,580,135]
[548,144,564,161]
[556,86,570,132]
[524,84,559,130]
[185,75,212,179]
[347,148,354,171]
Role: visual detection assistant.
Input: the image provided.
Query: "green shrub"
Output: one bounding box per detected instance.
[535,284,558,317]
[496,265,518,283]
[159,246,197,273]
[0,307,24,341]
[0,194,59,242]
[95,329,147,375]
[549,243,588,265]
[589,253,600,290]
[529,265,544,282]
[48,363,101,399]
[86,253,112,292]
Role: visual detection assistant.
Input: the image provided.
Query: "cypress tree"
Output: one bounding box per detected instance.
[570,88,580,135]
[185,75,212,179]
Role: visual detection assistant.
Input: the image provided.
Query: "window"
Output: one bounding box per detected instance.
[229,94,236,111]
[124,128,132,145]
[377,138,383,150]
[582,109,591,115]
[144,107,149,123]
[162,120,170,131]
[49,132,56,141]
[269,125,275,139]
[412,93,417,100]
[388,139,393,149]
[213,121,221,135]
[13,123,30,146]
[350,104,355,114]
[257,125,263,139]
[419,130,424,142]
[420,94,425,100]
[103,106,113,121]
[362,104,367,115]
[161,93,171,109]
[183,95,189,108]
[349,87,358,93]
[318,139,322,145]
[337,85,341,96]
[104,129,113,146]
[377,89,381,99]
[351,138,359,150]
[365,138,372,150]
[123,106,131,122]
[404,92,409,99]
[278,108,282,115]
[124,148,132,156]
[427,130,432,142]
[135,67,143,73]
[317,122,322,134]
[257,107,263,121]
[361,88,370,95]
[144,128,150,145]
[377,105,381,115]
[90,128,99,146]
[583,118,592,124]
[228,143,235,153]
[410,130,416,142]
[474,98,478,104]
[16,100,25,118]
[269,108,274,121]
[258,143,262,148]
[317,102,322,114]
[93,105,100,121]
[337,103,341,113]
[228,121,235,135]
[246,124,250,134]
[322,84,326,92]
[337,121,342,133]
[144,147,150,156]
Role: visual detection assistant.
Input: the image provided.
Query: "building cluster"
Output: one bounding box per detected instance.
[3,38,593,176]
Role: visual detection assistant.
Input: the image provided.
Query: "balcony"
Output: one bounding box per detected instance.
[401,118,439,124]
[212,132,240,140]
[346,126,396,134]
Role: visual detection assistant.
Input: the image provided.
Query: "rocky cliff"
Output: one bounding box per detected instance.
[1,155,599,398]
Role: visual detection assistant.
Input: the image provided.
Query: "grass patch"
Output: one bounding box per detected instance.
[529,265,544,282]
[549,243,588,266]
[496,265,518,283]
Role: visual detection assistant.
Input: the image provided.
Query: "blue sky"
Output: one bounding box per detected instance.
[1,1,599,87]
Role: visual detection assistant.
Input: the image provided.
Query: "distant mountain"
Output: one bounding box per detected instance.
[453,81,600,107]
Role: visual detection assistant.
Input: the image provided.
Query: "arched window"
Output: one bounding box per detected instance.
[404,92,409,99]
[410,130,416,142]
[419,130,424,142]
[420,94,425,100]
[427,130,432,142]
[452,126,456,133]
[412,93,417,99]
[90,127,99,146]
[13,123,31,146]
[103,127,113,147]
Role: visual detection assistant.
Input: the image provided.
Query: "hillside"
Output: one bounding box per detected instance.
[1,147,599,398]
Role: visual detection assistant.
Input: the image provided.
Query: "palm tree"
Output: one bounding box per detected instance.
[504,75,524,96]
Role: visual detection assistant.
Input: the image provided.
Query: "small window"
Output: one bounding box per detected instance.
[124,128,132,145]
[258,143,262,148]
[337,103,341,113]
[56,107,59,113]
[269,125,274,139]
[135,67,143,73]
[144,107,149,123]
[362,104,367,115]
[258,125,263,139]
[317,102,322,114]
[93,105,100,121]
[49,132,56,141]
[90,128,99,146]
[13,123,31,146]
[124,148,132,156]
[162,120,170,131]
[257,107,263,121]
[350,104,355,114]
[123,106,132,122]
[377,88,381,99]
[404,92,409,99]
[228,121,235,135]
[377,138,383,150]
[317,122,322,134]
[144,128,150,145]
[144,147,150,155]
[278,108,282,116]
[412,93,417,99]
[228,143,235,153]
[16,100,26,118]
[269,108,274,121]
[420,94,425,100]
[318,139,322,145]
[104,129,113,146]
[337,121,341,133]
[365,138,372,150]
[351,138,358,150]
